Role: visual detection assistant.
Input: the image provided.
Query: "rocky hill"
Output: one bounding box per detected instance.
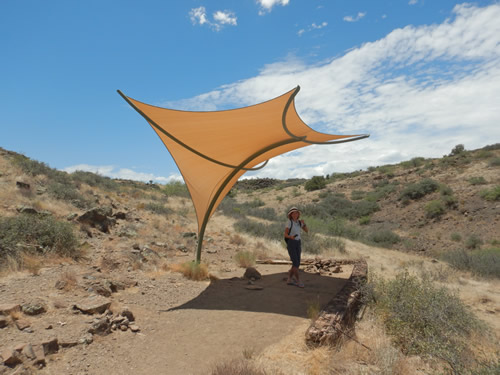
[0,144,499,374]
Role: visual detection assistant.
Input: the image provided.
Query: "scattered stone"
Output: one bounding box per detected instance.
[182,232,197,238]
[243,267,261,280]
[73,296,111,315]
[0,304,21,315]
[21,302,46,316]
[16,205,39,214]
[41,338,59,355]
[88,317,111,336]
[66,213,78,221]
[21,344,35,360]
[0,317,7,328]
[1,348,22,366]
[121,309,135,322]
[176,244,188,252]
[31,344,46,366]
[129,324,140,332]
[78,334,93,345]
[132,243,141,250]
[113,211,127,220]
[14,318,31,331]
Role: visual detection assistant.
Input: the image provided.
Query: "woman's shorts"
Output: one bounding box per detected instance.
[287,239,301,268]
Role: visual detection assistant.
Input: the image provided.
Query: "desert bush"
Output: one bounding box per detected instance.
[304,194,379,220]
[365,181,398,202]
[230,234,246,246]
[71,170,120,191]
[350,190,365,200]
[450,232,462,242]
[327,218,362,240]
[480,186,500,201]
[162,181,190,197]
[304,175,327,191]
[400,157,426,169]
[218,197,266,218]
[47,181,90,209]
[301,233,346,254]
[425,200,445,219]
[441,247,500,278]
[359,215,371,225]
[377,165,395,177]
[475,150,493,159]
[399,178,439,203]
[247,207,278,221]
[12,153,54,177]
[233,218,282,241]
[366,229,401,248]
[0,214,80,267]
[371,271,482,373]
[234,251,255,267]
[465,234,483,250]
[144,202,173,215]
[488,157,500,167]
[468,176,487,185]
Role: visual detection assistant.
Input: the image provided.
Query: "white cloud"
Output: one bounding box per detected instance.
[409,0,419,5]
[63,164,181,184]
[189,7,237,31]
[172,3,500,178]
[297,21,327,36]
[257,0,290,15]
[343,12,366,22]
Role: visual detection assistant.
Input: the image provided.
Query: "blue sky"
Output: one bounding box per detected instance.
[1,0,499,183]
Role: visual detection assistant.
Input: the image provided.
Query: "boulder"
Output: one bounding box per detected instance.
[77,207,116,233]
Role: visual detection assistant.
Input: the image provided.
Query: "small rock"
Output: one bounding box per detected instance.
[41,338,59,355]
[245,285,264,291]
[14,318,31,331]
[0,304,21,315]
[129,324,140,332]
[121,309,135,322]
[0,318,7,329]
[73,296,111,315]
[243,267,261,280]
[22,302,46,316]
[1,348,22,366]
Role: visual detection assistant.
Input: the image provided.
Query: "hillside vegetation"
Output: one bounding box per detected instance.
[0,144,499,374]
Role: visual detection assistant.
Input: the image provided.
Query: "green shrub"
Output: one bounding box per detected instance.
[480,186,500,201]
[327,218,362,240]
[425,200,445,218]
[366,229,401,248]
[218,197,266,218]
[399,178,439,202]
[465,234,483,250]
[71,170,120,191]
[488,157,500,167]
[468,176,487,185]
[475,150,493,159]
[304,176,327,191]
[163,181,190,197]
[0,214,80,266]
[304,194,379,220]
[233,218,282,241]
[372,271,482,371]
[450,232,462,242]
[359,216,371,225]
[441,247,500,278]
[47,182,90,209]
[350,190,365,201]
[450,144,465,156]
[144,202,173,215]
[301,233,346,254]
[400,157,425,169]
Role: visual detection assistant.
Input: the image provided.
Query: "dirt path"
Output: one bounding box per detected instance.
[0,263,353,375]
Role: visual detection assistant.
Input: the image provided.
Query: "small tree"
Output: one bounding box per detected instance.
[450,144,465,156]
[304,176,327,192]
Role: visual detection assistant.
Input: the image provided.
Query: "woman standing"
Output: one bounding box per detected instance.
[284,207,308,288]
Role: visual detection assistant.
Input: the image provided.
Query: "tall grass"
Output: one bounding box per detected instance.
[441,247,500,278]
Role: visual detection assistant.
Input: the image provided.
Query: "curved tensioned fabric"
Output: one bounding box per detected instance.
[117,86,369,262]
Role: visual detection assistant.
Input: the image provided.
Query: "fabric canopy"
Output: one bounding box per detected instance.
[118,86,368,262]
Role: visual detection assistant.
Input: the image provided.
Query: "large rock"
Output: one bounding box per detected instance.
[73,296,111,315]
[77,207,116,233]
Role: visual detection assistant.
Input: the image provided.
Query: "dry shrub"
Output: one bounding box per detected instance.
[210,358,269,375]
[57,271,78,291]
[306,297,321,321]
[20,253,42,275]
[169,261,210,281]
[230,234,246,246]
[234,251,256,268]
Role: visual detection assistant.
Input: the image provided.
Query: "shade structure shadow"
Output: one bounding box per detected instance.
[167,265,353,319]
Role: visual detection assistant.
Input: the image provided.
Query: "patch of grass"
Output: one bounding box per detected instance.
[234,251,255,268]
[450,232,462,242]
[480,186,500,201]
[350,190,366,200]
[302,233,346,254]
[71,170,121,191]
[468,176,487,185]
[488,157,500,167]
[218,197,266,218]
[144,202,173,215]
[441,247,500,278]
[304,193,379,220]
[400,157,426,169]
[370,271,483,373]
[306,297,321,320]
[247,207,278,221]
[170,261,210,281]
[47,181,91,209]
[230,234,247,246]
[210,358,271,375]
[359,216,371,225]
[233,218,282,241]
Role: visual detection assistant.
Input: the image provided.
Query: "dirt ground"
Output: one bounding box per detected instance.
[0,256,353,375]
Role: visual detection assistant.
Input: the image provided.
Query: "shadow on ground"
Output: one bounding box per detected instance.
[167,264,353,318]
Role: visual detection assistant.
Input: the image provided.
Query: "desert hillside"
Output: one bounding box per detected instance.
[0,144,499,375]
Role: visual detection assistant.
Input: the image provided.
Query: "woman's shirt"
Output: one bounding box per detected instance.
[286,220,303,240]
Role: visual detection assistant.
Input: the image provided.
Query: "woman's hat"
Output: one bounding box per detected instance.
[287,207,301,218]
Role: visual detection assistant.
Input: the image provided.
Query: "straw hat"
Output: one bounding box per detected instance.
[287,207,301,218]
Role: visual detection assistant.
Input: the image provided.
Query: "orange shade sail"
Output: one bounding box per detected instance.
[118,86,368,262]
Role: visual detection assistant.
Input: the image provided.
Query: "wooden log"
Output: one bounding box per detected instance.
[305,259,368,347]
